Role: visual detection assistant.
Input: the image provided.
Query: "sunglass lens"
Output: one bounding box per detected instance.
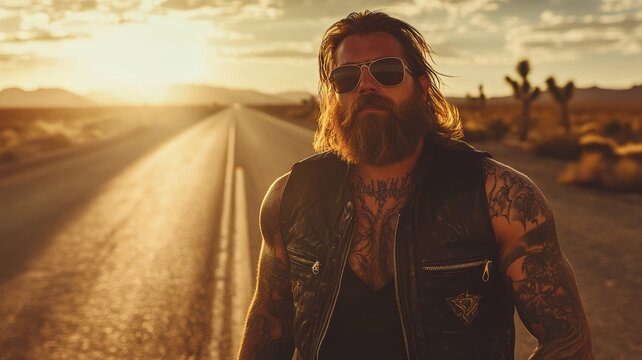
[370,58,405,86]
[331,66,360,93]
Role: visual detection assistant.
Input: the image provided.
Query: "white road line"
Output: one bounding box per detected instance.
[232,166,252,357]
[211,116,235,359]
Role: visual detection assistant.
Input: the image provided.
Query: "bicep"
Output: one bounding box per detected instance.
[239,174,294,357]
[483,158,592,358]
[254,172,293,317]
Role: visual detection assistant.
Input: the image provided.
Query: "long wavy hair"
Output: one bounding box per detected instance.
[314,10,463,153]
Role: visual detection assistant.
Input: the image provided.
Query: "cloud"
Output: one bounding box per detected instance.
[218,41,316,60]
[160,0,283,21]
[522,37,620,50]
[237,48,315,59]
[0,51,44,65]
[536,13,642,32]
[431,42,469,58]
[600,0,642,13]
[389,0,507,18]
[160,0,221,11]
[1,29,88,43]
[506,10,642,58]
[0,15,21,32]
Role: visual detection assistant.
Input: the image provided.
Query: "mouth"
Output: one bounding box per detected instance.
[358,105,387,113]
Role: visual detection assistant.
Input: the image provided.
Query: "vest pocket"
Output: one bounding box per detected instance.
[422,258,492,282]
[419,257,494,332]
[287,250,322,309]
[288,251,321,275]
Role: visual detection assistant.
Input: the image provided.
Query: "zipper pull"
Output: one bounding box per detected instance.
[482,260,492,282]
[312,261,321,274]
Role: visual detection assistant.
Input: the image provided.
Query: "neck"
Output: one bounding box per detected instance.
[353,137,425,180]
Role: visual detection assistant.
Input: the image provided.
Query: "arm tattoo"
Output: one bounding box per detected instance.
[242,246,294,355]
[348,174,413,289]
[238,175,294,360]
[484,159,592,359]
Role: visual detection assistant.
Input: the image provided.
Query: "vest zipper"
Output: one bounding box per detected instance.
[393,212,411,359]
[422,259,493,283]
[314,218,355,359]
[289,252,321,275]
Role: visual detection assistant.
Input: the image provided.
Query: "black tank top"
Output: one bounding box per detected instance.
[318,266,406,360]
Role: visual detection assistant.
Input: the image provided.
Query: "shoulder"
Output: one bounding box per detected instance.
[481,157,553,244]
[260,173,291,247]
[481,157,541,196]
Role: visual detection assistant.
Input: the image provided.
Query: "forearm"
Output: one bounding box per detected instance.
[513,254,593,360]
[238,307,294,360]
[238,335,294,360]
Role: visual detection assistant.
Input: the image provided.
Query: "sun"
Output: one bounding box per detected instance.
[64,15,211,102]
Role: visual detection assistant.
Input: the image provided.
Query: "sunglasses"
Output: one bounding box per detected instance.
[330,57,413,94]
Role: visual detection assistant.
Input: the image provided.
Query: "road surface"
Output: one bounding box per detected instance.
[0,106,313,360]
[0,106,639,359]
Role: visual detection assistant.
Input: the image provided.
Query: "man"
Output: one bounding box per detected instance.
[238,10,592,360]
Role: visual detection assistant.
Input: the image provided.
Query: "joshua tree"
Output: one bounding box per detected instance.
[505,59,541,141]
[465,85,486,117]
[478,84,486,119]
[546,76,574,133]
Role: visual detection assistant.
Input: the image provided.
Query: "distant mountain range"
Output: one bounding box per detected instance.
[448,84,642,111]
[0,85,312,108]
[0,88,94,108]
[0,84,640,110]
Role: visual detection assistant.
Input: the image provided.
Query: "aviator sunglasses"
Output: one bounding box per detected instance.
[330,57,413,94]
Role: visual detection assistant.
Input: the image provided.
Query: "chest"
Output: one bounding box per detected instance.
[346,201,401,290]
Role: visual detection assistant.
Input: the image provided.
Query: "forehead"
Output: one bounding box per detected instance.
[335,32,405,66]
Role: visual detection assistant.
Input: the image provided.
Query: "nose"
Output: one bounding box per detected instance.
[356,65,378,93]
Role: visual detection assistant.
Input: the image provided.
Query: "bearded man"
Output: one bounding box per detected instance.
[238,10,593,360]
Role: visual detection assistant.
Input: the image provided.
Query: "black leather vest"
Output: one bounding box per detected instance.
[280,139,515,359]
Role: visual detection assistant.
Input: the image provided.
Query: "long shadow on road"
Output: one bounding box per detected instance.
[0,115,213,285]
[0,112,226,359]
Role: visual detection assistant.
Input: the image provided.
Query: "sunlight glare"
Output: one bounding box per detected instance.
[66,15,210,101]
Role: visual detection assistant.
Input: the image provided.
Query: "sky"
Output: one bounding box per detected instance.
[0,0,641,99]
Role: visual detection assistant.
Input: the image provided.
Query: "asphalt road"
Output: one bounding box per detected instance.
[0,106,639,359]
[0,106,313,360]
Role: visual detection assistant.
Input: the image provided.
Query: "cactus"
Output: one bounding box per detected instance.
[505,59,541,141]
[546,76,574,133]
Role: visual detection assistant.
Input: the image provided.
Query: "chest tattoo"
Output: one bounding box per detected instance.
[348,174,414,290]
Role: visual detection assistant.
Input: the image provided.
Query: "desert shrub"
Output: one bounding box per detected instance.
[487,118,510,140]
[559,137,642,192]
[560,153,642,192]
[578,122,600,136]
[462,122,491,142]
[579,134,618,158]
[0,149,22,164]
[601,118,638,143]
[532,134,581,160]
[602,118,624,138]
[0,129,18,149]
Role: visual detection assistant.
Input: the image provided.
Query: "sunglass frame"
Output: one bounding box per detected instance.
[330,56,414,94]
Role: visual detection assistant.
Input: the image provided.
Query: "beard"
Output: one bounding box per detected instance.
[330,86,433,166]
